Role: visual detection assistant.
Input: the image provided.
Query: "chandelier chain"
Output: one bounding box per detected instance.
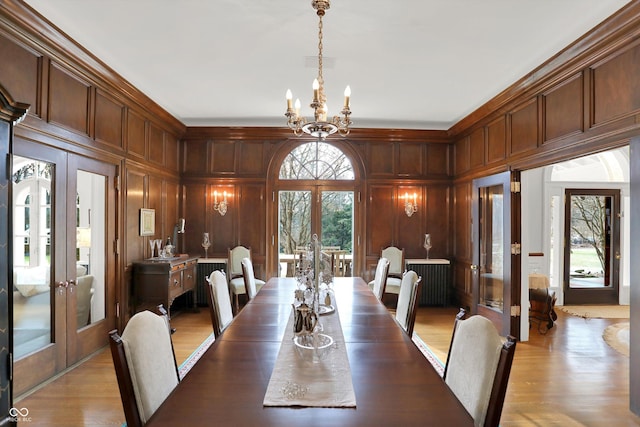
[317,14,325,105]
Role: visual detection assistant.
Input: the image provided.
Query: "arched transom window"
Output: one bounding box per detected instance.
[279,141,354,180]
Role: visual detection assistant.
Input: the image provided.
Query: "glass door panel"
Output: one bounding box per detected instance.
[66,154,116,365]
[321,191,353,276]
[12,156,53,359]
[563,189,619,304]
[479,184,504,310]
[278,191,311,277]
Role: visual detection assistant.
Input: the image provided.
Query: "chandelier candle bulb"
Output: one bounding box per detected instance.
[313,79,320,102]
[286,90,293,109]
[295,99,301,115]
[214,191,218,203]
[344,86,351,107]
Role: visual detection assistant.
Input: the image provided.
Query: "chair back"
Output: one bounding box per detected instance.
[443,314,517,427]
[241,257,258,300]
[372,257,390,300]
[381,246,404,278]
[75,274,94,327]
[109,310,180,427]
[394,271,422,336]
[228,245,251,278]
[206,270,234,336]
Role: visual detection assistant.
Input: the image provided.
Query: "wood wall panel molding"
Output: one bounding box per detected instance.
[94,89,124,149]
[211,140,237,175]
[543,73,584,143]
[592,41,640,126]
[148,122,165,166]
[468,128,484,169]
[238,141,266,176]
[47,61,90,136]
[165,133,179,173]
[366,185,395,256]
[124,167,145,267]
[424,184,451,256]
[0,32,41,117]
[126,109,146,159]
[509,98,538,155]
[426,144,451,176]
[165,180,180,242]
[486,116,507,164]
[181,138,208,175]
[454,136,470,175]
[237,184,267,274]
[366,142,395,176]
[397,143,424,176]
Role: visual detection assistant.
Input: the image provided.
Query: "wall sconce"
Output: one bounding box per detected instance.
[403,192,418,217]
[213,190,228,216]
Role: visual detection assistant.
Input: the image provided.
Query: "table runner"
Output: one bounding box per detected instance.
[263,304,356,407]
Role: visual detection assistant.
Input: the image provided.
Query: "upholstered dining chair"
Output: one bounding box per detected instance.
[206,269,234,337]
[443,312,517,427]
[241,257,260,302]
[109,308,180,427]
[227,245,265,312]
[381,246,405,295]
[394,270,422,337]
[370,257,390,301]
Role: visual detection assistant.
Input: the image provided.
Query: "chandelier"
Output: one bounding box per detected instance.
[285,0,352,139]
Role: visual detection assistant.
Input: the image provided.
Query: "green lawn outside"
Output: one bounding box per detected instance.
[570,246,603,274]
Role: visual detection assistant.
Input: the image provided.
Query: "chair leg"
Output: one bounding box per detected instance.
[234,293,239,315]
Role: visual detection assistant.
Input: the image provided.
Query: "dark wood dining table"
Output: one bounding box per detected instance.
[145,277,474,426]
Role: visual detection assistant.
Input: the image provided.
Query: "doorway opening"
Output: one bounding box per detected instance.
[276,141,356,278]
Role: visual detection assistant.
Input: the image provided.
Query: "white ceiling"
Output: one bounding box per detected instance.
[24,0,632,130]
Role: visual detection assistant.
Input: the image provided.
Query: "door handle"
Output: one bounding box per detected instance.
[56,281,68,295]
[470,265,478,273]
[68,279,76,293]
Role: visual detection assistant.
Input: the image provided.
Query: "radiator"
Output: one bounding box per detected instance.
[196,260,227,306]
[406,260,451,306]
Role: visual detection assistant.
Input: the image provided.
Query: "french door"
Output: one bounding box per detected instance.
[12,140,117,395]
[471,171,519,337]
[278,186,354,277]
[563,189,620,304]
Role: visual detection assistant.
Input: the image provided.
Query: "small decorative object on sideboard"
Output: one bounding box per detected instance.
[423,233,432,259]
[201,232,211,258]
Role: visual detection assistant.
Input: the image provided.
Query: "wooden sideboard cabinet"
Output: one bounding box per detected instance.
[133,256,198,314]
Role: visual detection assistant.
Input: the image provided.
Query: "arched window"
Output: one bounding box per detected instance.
[279,141,354,180]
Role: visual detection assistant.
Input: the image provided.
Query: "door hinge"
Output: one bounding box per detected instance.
[510,181,521,193]
[511,243,521,255]
[116,302,120,318]
[114,238,120,255]
[510,305,521,316]
[114,175,121,191]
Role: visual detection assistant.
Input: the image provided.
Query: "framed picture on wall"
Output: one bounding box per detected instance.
[140,208,155,236]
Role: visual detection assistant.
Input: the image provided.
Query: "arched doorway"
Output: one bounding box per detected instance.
[268,140,363,279]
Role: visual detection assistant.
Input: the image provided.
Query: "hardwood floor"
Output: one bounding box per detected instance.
[15,306,639,426]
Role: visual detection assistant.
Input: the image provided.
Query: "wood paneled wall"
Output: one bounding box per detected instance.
[181,128,452,281]
[449,2,640,309]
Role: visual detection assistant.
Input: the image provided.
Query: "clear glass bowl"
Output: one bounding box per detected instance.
[293,333,334,363]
